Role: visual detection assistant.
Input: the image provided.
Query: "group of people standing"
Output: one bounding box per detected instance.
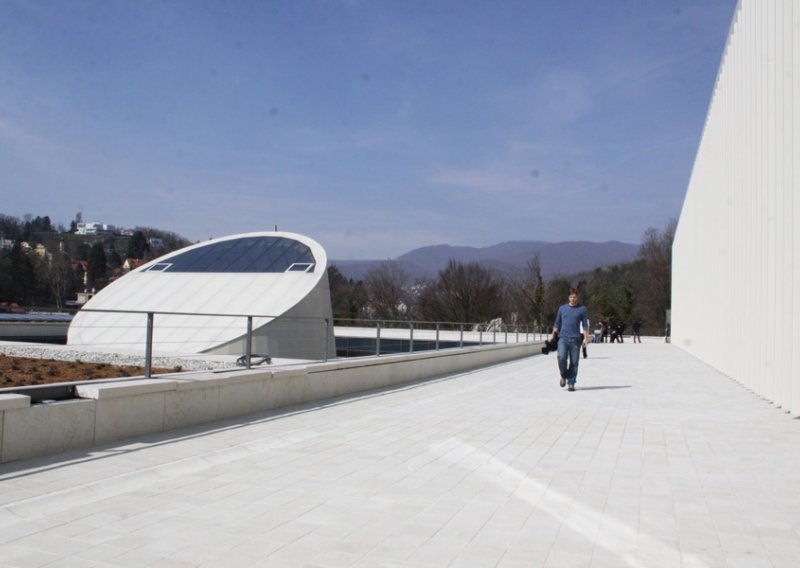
[591,320,642,344]
[549,289,643,393]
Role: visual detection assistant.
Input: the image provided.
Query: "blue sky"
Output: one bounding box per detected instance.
[0,0,736,259]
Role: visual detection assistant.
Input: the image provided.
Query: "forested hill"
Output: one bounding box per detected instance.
[0,212,190,309]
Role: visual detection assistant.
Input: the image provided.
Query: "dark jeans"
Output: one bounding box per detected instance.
[557,336,581,385]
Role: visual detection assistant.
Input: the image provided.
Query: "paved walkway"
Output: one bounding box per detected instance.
[1,340,799,568]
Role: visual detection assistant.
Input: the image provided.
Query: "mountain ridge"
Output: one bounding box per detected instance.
[332,240,640,281]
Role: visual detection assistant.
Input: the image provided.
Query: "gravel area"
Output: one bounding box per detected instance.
[0,342,243,372]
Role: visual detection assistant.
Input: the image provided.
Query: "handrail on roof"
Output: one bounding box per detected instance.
[70,309,544,379]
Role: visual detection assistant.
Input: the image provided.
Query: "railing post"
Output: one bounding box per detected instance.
[459,324,463,348]
[145,312,154,378]
[493,329,496,344]
[324,318,330,362]
[479,329,483,345]
[245,316,253,369]
[505,329,508,344]
[376,321,381,356]
[409,322,414,353]
[435,323,440,350]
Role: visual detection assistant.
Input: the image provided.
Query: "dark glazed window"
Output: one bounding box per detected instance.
[147,237,316,273]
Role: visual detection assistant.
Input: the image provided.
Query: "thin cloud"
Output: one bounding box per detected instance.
[0,114,56,157]
[429,169,532,194]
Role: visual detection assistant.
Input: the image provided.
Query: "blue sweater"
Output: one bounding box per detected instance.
[554,304,589,339]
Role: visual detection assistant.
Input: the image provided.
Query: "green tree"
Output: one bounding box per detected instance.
[2,243,35,304]
[87,242,107,288]
[75,242,91,261]
[587,265,635,325]
[126,231,149,259]
[107,250,123,270]
[327,266,368,321]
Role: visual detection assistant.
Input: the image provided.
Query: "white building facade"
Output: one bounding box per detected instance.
[76,222,116,235]
[672,1,800,413]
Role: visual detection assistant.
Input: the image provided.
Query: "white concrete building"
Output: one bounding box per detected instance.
[68,231,335,360]
[672,1,800,413]
[76,222,116,235]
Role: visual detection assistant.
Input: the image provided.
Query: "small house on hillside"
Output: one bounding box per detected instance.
[123,258,145,272]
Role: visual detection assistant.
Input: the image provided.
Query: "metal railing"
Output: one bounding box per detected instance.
[70,309,546,378]
[333,317,547,357]
[77,308,332,378]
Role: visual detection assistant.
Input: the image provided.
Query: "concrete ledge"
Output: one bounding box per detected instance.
[0,394,30,411]
[0,394,32,462]
[76,378,178,399]
[2,399,96,462]
[94,392,167,445]
[165,386,219,431]
[0,341,542,463]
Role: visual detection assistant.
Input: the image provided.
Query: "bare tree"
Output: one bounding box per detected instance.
[0,214,23,241]
[504,255,546,331]
[34,251,77,309]
[542,277,572,329]
[637,218,677,331]
[364,261,410,321]
[416,260,504,323]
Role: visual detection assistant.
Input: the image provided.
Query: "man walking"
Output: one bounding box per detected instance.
[551,288,590,392]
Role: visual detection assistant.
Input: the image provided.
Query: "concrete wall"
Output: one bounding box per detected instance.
[0,341,541,463]
[672,0,800,413]
[208,273,336,360]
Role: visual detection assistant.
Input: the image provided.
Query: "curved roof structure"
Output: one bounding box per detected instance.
[68,231,333,359]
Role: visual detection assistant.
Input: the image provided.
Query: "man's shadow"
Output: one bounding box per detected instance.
[575,385,631,391]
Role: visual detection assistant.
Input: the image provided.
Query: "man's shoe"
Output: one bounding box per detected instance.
[568,384,575,391]
[582,347,587,359]
[560,376,566,388]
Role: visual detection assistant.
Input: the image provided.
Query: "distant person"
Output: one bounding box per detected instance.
[593,321,603,344]
[665,322,671,343]
[550,289,590,392]
[632,320,642,343]
[579,319,589,358]
[617,322,625,343]
[609,321,618,343]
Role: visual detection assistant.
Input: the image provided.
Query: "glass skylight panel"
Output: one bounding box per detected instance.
[287,262,315,272]
[156,237,316,273]
[192,239,249,272]
[169,239,239,272]
[146,263,172,272]
[228,237,281,272]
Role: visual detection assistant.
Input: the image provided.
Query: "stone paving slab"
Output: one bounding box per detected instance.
[0,341,799,567]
